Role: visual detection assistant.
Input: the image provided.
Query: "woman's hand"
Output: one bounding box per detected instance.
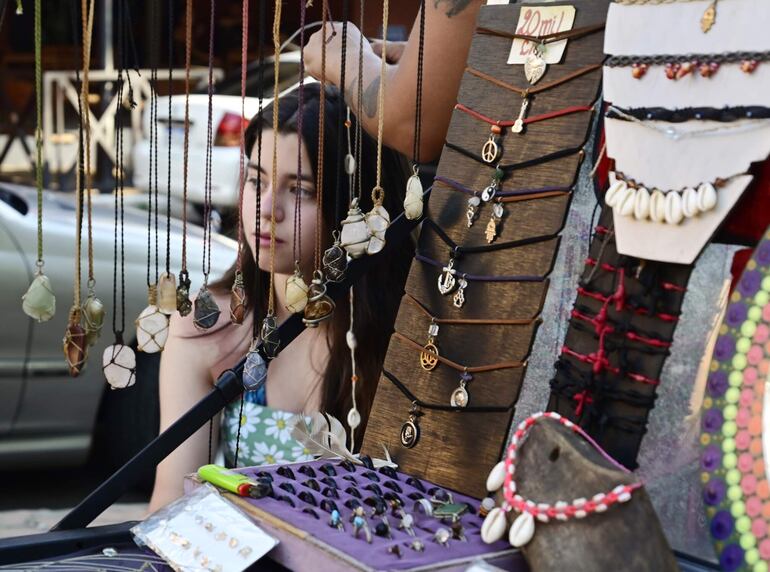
[304,21,372,91]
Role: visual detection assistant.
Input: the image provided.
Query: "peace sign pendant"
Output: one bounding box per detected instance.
[481,135,500,164]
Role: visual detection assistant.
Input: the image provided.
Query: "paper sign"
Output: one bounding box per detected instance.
[508,5,576,65]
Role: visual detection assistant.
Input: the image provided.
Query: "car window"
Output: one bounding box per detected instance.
[0,186,29,215]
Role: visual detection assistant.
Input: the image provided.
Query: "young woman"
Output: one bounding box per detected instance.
[149,83,413,510]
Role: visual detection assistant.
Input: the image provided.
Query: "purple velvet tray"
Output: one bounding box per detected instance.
[233,459,514,570]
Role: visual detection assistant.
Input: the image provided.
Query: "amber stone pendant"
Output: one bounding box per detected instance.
[63,307,87,377]
[193,286,221,331]
[303,272,335,327]
[157,272,178,315]
[230,271,246,324]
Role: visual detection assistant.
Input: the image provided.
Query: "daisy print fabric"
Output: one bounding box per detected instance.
[222,395,314,468]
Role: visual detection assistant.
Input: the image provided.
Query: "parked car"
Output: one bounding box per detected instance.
[0,183,236,475]
[132,52,302,209]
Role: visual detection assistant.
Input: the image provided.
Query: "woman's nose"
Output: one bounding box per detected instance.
[260,187,285,224]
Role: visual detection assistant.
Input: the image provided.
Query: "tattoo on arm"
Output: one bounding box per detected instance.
[434,0,473,17]
[362,76,380,118]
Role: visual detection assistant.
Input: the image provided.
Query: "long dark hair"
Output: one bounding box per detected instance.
[211,83,413,442]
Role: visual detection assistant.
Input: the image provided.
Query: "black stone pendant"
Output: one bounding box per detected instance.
[193,286,221,330]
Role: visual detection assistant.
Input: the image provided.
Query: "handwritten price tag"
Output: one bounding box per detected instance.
[507,5,576,65]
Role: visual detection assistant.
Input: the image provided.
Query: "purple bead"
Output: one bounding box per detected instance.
[707,371,729,398]
[719,544,745,572]
[714,335,736,361]
[703,409,724,433]
[710,510,734,541]
[701,446,722,472]
[739,269,761,297]
[703,478,726,505]
[725,302,748,328]
[757,241,770,266]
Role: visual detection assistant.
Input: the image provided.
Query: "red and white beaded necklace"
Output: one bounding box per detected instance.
[482,412,643,547]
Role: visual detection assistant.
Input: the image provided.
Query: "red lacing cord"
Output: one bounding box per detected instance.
[585,258,686,293]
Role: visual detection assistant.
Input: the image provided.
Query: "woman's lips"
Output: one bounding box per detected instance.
[257,233,284,246]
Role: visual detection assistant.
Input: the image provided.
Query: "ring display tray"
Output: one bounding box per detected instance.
[184,459,523,572]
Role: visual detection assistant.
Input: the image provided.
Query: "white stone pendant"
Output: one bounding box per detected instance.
[135,293,169,354]
[509,511,536,548]
[365,204,390,255]
[102,343,136,389]
[403,172,423,220]
[340,198,370,259]
[285,269,309,314]
[22,272,56,322]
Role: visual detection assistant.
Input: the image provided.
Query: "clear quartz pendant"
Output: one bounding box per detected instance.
[403,169,424,220]
[22,270,56,322]
[102,339,136,389]
[243,340,267,391]
[82,292,105,347]
[136,285,170,353]
[340,198,371,259]
[450,371,471,407]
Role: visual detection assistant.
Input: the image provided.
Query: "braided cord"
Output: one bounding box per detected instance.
[294,0,307,266]
[413,0,425,165]
[82,0,95,288]
[371,0,388,205]
[314,0,329,271]
[203,0,217,282]
[181,0,192,274]
[235,0,249,276]
[147,0,157,289]
[253,0,265,340]
[335,0,349,225]
[166,0,174,276]
[268,0,283,315]
[34,0,43,268]
[355,0,364,201]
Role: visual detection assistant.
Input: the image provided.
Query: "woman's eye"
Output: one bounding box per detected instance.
[290,185,315,199]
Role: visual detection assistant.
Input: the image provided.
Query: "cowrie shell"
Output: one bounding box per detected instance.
[633,187,650,220]
[697,182,717,212]
[681,188,698,218]
[481,507,507,544]
[664,191,684,225]
[486,461,506,492]
[604,180,626,208]
[509,512,536,548]
[650,190,666,223]
[617,186,636,217]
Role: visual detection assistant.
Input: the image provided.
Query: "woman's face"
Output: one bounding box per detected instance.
[242,128,319,277]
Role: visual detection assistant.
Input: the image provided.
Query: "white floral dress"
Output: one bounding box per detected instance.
[221,386,314,467]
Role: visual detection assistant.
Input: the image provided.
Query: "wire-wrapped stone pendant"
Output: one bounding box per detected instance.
[322,231,348,283]
[285,266,309,314]
[303,271,335,327]
[176,270,192,317]
[403,170,423,220]
[229,271,246,324]
[82,292,105,347]
[22,271,56,322]
[365,191,390,255]
[340,198,371,259]
[243,340,267,391]
[102,338,136,389]
[136,285,170,353]
[63,307,87,377]
[260,312,280,359]
[157,272,178,315]
[193,285,221,331]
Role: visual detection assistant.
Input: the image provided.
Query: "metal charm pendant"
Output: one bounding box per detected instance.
[323,231,348,283]
[303,271,335,327]
[193,285,221,331]
[485,202,505,244]
[511,97,530,134]
[400,404,421,449]
[260,312,280,359]
[453,278,468,308]
[466,196,481,228]
[63,306,87,377]
[420,341,439,371]
[102,341,136,389]
[176,270,192,316]
[524,44,547,85]
[481,183,498,202]
[243,341,267,391]
[82,292,105,347]
[701,0,717,32]
[229,271,246,324]
[437,259,457,295]
[450,371,472,408]
[481,135,499,164]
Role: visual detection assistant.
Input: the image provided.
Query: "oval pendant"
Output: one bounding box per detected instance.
[82,294,105,347]
[481,184,497,202]
[450,385,469,408]
[420,342,439,371]
[243,346,267,391]
[136,304,170,353]
[285,272,310,314]
[193,286,221,331]
[102,343,137,389]
[404,173,424,220]
[400,419,420,449]
[347,407,362,430]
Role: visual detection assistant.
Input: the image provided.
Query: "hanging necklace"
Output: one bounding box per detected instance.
[403,293,541,372]
[21,0,56,323]
[481,412,642,547]
[157,2,177,317]
[193,0,223,331]
[392,331,526,408]
[64,0,96,378]
[260,0,284,358]
[229,0,250,325]
[477,23,605,85]
[176,0,194,317]
[243,0,268,392]
[103,3,136,390]
[303,0,336,328]
[340,0,370,259]
[285,0,310,316]
[403,0,426,220]
[136,2,170,351]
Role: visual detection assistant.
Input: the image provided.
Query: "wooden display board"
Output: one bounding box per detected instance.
[362,0,611,498]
